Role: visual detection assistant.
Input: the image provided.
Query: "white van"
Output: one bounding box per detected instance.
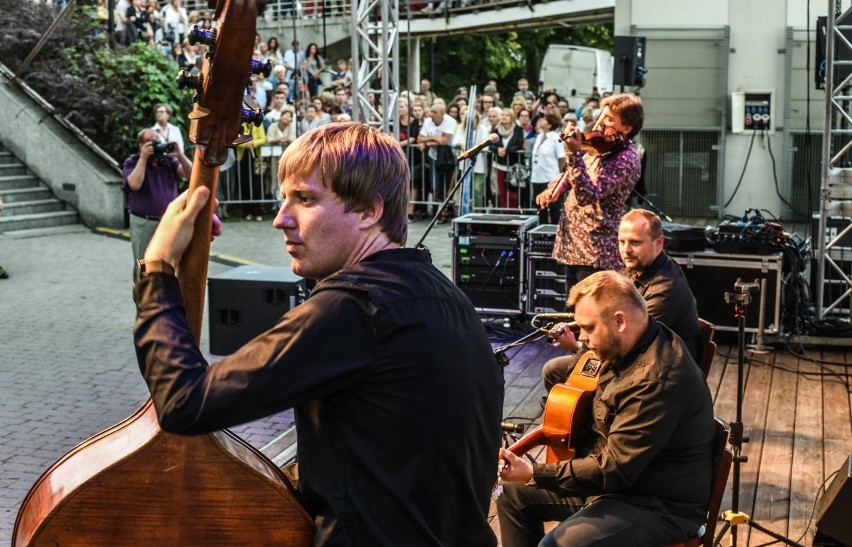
[538,45,613,107]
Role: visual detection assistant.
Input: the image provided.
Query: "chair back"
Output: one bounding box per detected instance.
[697,318,716,378]
[665,417,733,547]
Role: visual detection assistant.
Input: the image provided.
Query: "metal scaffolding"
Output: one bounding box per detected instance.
[350,0,400,137]
[817,0,852,319]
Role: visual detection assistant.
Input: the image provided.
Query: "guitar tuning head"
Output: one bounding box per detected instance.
[188,25,217,49]
[241,108,264,127]
[177,70,204,90]
[249,59,273,78]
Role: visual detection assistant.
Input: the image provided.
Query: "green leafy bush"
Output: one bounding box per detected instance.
[0,0,193,161]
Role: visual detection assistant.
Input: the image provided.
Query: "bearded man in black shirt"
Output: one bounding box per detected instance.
[497,270,714,546]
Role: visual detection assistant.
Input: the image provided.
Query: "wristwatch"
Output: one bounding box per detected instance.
[136,258,176,278]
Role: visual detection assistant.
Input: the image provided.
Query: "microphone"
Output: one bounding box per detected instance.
[459,133,500,160]
[501,421,526,434]
[533,312,574,321]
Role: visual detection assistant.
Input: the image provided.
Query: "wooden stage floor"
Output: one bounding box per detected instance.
[489,326,852,546]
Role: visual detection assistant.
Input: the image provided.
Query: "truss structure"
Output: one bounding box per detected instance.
[350,0,400,136]
[817,1,852,319]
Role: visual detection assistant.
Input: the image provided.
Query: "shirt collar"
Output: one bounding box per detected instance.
[631,251,667,287]
[609,316,659,373]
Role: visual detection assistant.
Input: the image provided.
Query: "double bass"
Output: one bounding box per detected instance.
[12,1,313,544]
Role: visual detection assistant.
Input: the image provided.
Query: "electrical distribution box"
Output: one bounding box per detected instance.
[731,90,775,134]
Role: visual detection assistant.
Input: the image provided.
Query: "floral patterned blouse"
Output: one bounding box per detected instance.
[547,141,641,270]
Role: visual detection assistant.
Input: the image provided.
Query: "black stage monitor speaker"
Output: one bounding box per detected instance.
[816,454,852,546]
[614,36,647,87]
[208,265,306,355]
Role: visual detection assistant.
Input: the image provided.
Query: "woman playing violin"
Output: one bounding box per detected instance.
[535,92,644,291]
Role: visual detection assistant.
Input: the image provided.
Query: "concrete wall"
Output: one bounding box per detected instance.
[0,66,125,229]
[616,0,826,218]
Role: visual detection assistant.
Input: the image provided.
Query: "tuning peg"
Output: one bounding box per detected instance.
[188,106,210,120]
[188,25,216,49]
[249,59,273,78]
[243,93,260,112]
[241,108,264,127]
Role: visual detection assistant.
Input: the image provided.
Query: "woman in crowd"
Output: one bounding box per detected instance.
[177,40,198,74]
[529,113,567,223]
[447,102,461,121]
[304,43,326,98]
[452,108,489,209]
[236,121,267,221]
[398,100,426,220]
[488,108,525,209]
[266,36,281,65]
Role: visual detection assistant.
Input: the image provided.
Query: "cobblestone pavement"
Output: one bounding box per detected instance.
[0,215,456,543]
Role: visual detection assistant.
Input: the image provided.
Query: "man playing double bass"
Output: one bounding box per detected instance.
[497,271,714,546]
[133,123,504,545]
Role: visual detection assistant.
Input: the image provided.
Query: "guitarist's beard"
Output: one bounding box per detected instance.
[585,323,622,363]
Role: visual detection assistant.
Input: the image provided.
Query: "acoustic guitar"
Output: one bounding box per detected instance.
[507,351,604,463]
[12,1,314,544]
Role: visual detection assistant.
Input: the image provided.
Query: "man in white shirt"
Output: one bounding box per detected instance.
[300,104,326,134]
[150,103,185,153]
[282,40,305,103]
[417,103,457,220]
[263,89,288,130]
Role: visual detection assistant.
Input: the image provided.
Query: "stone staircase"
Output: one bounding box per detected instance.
[0,146,79,232]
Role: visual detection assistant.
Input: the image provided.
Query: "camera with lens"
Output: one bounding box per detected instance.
[152,141,176,155]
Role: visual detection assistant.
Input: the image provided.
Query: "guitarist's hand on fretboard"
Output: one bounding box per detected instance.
[498,447,534,484]
[545,321,581,353]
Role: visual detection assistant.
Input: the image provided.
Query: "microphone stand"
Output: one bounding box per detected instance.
[630,188,672,222]
[413,153,477,250]
[716,280,803,547]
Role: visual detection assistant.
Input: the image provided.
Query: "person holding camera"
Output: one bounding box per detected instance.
[123,128,191,278]
[150,103,185,154]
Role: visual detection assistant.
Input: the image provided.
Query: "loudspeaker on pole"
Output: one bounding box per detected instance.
[613,35,647,88]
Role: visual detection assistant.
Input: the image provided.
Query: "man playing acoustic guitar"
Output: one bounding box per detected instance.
[497,271,714,546]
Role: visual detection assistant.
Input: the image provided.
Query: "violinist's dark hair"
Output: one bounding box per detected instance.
[601,93,643,139]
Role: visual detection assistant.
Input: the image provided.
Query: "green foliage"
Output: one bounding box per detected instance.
[0,0,193,162]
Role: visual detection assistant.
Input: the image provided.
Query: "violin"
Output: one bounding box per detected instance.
[560,127,625,155]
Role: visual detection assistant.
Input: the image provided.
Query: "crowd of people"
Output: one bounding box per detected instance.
[396,77,615,222]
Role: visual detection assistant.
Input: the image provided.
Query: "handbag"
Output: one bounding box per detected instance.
[436,145,456,171]
[507,162,529,189]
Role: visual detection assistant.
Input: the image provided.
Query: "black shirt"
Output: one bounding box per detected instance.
[134,248,504,545]
[630,251,701,362]
[532,318,715,526]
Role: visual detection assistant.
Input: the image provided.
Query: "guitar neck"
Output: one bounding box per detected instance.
[178,146,220,344]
